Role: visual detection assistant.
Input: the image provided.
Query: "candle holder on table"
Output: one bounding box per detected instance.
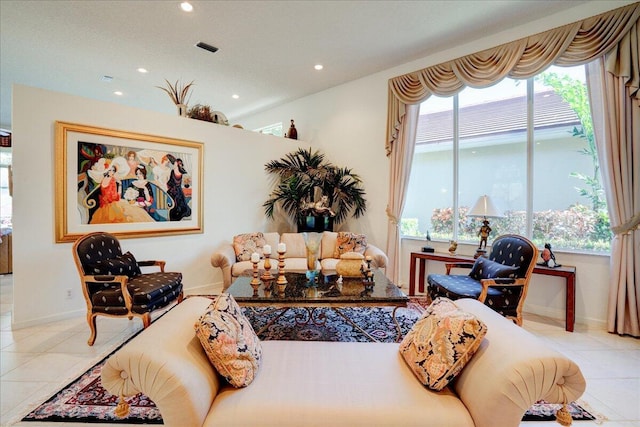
[250,254,261,294]
[261,245,274,281]
[276,246,288,293]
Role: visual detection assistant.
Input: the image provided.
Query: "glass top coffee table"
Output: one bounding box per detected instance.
[227,269,408,342]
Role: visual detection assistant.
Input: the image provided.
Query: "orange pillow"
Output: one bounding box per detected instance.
[332,232,367,258]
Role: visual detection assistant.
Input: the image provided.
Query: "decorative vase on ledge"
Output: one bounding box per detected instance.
[177,104,188,117]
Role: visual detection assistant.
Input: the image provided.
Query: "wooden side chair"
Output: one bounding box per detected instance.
[426,234,538,326]
[72,231,184,345]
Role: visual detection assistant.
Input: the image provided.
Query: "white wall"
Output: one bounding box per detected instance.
[11,84,306,328]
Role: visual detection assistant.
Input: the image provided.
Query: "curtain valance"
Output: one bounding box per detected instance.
[386,3,640,155]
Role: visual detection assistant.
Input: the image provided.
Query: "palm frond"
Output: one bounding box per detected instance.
[263,148,367,224]
[156,79,195,105]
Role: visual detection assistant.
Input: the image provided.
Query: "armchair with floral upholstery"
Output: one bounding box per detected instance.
[72,232,184,345]
[426,234,538,326]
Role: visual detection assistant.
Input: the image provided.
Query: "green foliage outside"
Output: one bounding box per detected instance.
[400,218,422,237]
[416,204,611,251]
[536,72,611,244]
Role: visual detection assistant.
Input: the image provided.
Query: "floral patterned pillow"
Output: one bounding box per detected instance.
[194,293,262,387]
[233,233,267,262]
[399,297,487,391]
[333,232,368,258]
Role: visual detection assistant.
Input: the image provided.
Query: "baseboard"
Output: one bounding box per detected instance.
[185,281,224,295]
[11,308,85,330]
[525,303,607,330]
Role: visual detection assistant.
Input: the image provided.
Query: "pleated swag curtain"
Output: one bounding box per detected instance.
[384,3,640,336]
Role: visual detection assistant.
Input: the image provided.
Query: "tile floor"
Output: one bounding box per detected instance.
[1,273,639,426]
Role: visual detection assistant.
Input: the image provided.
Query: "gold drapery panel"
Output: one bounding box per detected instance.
[386,3,640,155]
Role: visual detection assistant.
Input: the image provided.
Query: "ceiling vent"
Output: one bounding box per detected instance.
[195,42,218,54]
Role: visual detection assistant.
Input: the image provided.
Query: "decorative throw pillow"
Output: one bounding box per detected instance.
[399,297,487,391]
[233,233,267,262]
[469,257,519,280]
[333,232,367,258]
[194,293,262,388]
[88,251,141,278]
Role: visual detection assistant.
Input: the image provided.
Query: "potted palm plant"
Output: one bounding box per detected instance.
[263,147,367,231]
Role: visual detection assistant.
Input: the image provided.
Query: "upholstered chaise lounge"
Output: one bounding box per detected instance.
[101,296,585,427]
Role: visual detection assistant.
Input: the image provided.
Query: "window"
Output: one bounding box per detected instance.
[253,122,284,137]
[0,150,11,230]
[402,64,610,252]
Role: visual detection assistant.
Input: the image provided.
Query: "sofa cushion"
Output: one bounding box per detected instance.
[469,257,518,280]
[280,233,307,258]
[205,340,475,427]
[195,293,262,387]
[320,231,337,260]
[399,297,487,391]
[333,232,367,258]
[233,233,267,262]
[87,251,141,278]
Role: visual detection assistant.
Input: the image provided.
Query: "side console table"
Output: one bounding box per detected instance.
[409,251,577,332]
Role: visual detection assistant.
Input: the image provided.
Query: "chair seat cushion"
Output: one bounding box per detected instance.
[427,274,524,318]
[91,272,182,308]
[427,274,503,299]
[128,272,182,303]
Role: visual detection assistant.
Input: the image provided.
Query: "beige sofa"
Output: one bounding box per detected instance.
[101,296,585,427]
[211,231,388,289]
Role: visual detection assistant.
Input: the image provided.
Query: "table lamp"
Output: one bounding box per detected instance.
[468,195,502,258]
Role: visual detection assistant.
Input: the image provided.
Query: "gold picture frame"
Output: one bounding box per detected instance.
[55,121,204,242]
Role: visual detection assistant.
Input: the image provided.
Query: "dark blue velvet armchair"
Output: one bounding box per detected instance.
[72,232,184,345]
[426,234,538,326]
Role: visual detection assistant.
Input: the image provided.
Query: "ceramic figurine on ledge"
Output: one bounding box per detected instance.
[448,240,458,255]
[538,243,561,267]
[422,230,435,253]
[287,119,297,140]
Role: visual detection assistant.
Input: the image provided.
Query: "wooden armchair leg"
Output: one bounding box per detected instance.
[177,291,184,304]
[142,313,152,328]
[87,313,97,346]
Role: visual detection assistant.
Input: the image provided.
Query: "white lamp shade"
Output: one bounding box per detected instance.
[468,195,503,218]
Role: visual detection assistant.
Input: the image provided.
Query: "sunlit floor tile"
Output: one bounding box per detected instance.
[0,351,37,376]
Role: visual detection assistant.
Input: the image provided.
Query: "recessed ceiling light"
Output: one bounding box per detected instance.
[232,94,239,99]
[180,2,193,12]
[137,68,148,73]
[314,64,324,71]
[114,91,123,96]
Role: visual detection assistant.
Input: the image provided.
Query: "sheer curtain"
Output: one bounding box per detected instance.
[384,3,639,317]
[587,20,639,337]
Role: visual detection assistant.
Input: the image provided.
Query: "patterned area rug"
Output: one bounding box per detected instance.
[22,300,595,424]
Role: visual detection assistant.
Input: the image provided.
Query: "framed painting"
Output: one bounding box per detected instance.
[55,121,204,242]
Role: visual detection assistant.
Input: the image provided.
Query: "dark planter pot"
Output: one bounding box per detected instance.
[297,216,334,232]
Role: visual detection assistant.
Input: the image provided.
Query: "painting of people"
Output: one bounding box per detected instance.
[55,121,203,242]
[77,141,194,225]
